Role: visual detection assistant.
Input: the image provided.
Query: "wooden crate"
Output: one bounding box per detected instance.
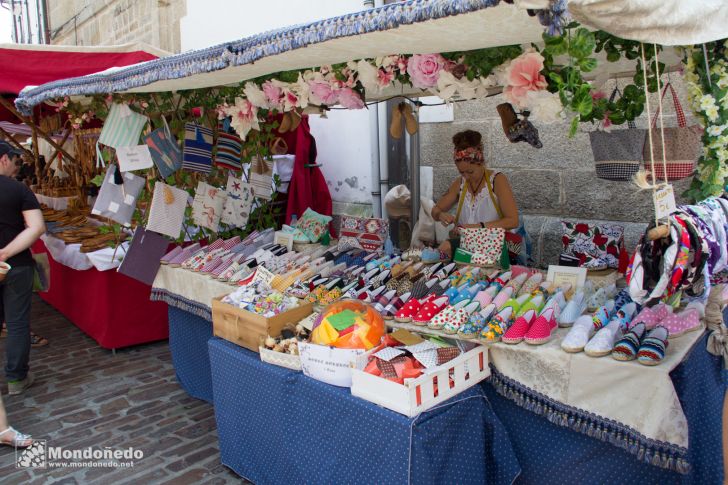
[211,296,312,352]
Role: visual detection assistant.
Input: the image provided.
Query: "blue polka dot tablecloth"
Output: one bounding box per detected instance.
[482,331,724,485]
[208,337,521,485]
[168,307,214,403]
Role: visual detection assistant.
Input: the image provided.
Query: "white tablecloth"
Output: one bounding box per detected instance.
[41,234,128,272]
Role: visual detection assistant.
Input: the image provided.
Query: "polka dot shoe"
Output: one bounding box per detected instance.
[395,294,436,323]
[501,309,538,345]
[411,296,450,326]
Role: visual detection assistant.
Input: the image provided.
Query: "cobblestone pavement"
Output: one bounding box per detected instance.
[0,296,244,484]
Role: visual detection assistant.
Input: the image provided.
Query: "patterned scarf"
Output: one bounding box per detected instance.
[453,146,484,163]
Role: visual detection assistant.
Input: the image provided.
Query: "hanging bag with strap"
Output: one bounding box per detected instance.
[590,87,646,181]
[642,82,702,181]
[143,116,182,179]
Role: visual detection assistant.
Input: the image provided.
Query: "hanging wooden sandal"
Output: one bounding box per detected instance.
[401,102,419,135]
[389,102,404,139]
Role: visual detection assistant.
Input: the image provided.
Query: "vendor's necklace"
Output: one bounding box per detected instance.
[468,170,486,196]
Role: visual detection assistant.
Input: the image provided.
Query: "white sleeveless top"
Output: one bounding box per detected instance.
[457,171,501,225]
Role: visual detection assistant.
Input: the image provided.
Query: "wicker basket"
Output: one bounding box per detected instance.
[259,347,302,371]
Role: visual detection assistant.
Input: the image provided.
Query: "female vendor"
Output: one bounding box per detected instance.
[429,129,519,260]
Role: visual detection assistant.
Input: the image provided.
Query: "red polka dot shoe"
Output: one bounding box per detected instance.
[411,296,450,326]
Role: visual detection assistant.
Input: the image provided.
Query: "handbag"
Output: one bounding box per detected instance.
[144,117,182,178]
[459,227,505,266]
[642,83,701,181]
[182,123,214,174]
[590,88,645,181]
[339,215,389,251]
[97,103,149,168]
[561,221,625,270]
[117,227,170,285]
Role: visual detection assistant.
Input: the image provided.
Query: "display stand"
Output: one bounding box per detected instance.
[481,331,724,484]
[208,337,521,485]
[32,240,168,350]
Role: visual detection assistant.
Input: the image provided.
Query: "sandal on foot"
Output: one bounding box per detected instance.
[0,427,32,448]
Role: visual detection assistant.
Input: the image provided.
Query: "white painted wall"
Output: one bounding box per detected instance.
[180,0,374,206]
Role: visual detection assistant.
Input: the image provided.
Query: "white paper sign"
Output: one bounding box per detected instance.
[117,145,153,172]
[653,185,677,220]
[546,265,587,298]
[251,266,276,287]
[298,342,364,387]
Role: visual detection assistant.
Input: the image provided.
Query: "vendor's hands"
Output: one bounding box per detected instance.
[438,212,455,225]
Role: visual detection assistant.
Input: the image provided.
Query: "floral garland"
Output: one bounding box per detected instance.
[683,41,728,200]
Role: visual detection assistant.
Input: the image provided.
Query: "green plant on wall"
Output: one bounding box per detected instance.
[683,41,728,200]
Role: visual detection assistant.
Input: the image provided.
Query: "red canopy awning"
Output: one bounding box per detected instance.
[0,43,165,96]
[0,43,166,124]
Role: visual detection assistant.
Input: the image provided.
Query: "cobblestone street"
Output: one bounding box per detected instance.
[0,296,243,484]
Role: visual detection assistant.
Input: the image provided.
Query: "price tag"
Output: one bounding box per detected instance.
[653,185,677,220]
[251,266,276,287]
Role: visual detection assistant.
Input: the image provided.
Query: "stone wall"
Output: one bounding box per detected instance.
[419,77,696,224]
[418,76,698,266]
[47,0,186,52]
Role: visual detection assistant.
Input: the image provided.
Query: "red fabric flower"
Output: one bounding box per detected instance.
[593,234,608,247]
[606,244,619,257]
[576,252,588,266]
[562,235,570,247]
[575,223,590,234]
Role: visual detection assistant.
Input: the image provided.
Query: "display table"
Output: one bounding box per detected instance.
[151,265,234,403]
[208,337,521,485]
[482,331,724,484]
[32,240,168,350]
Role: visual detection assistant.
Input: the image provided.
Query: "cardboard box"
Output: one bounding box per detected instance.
[212,296,313,352]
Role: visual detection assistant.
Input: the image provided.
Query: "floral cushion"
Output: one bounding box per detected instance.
[298,208,332,243]
[561,221,624,270]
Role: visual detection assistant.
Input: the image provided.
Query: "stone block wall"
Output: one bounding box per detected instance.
[419,76,699,265]
[420,76,696,224]
[47,0,186,53]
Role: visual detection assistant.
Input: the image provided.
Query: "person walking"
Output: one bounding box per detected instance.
[0,140,45,395]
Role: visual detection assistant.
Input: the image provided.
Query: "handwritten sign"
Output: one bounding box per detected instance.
[251,266,275,287]
[116,145,153,172]
[653,185,677,220]
[274,231,294,251]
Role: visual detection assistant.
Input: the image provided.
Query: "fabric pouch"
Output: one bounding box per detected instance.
[97,103,149,168]
[117,227,170,285]
[144,119,182,178]
[182,123,214,174]
[192,181,226,231]
[215,131,243,171]
[339,216,389,251]
[91,165,145,226]
[146,182,189,239]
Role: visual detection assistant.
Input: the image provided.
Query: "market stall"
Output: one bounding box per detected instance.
[13,0,728,483]
[0,43,174,350]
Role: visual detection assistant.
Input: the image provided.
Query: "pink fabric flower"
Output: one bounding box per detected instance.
[503,52,548,108]
[309,80,339,105]
[407,54,446,89]
[377,69,395,87]
[591,90,607,101]
[337,88,365,109]
[397,56,408,73]
[262,81,282,108]
[285,90,299,108]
